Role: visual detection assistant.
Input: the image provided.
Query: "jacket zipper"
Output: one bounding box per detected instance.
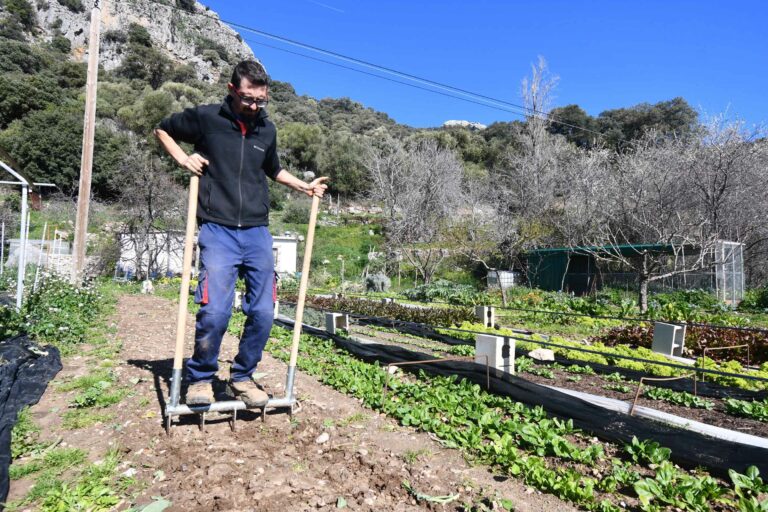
[237,121,246,227]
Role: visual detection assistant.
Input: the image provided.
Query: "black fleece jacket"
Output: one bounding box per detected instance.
[158,96,282,228]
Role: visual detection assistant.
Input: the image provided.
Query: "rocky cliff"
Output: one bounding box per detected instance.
[30,0,255,81]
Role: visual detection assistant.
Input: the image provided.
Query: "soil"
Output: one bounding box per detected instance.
[347,324,768,439]
[8,294,577,512]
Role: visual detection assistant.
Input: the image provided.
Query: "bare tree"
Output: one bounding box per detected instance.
[569,133,723,311]
[366,138,464,284]
[113,136,186,279]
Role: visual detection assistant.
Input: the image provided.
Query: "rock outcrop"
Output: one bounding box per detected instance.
[30,0,256,82]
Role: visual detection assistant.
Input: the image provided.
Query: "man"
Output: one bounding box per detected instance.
[155,60,327,407]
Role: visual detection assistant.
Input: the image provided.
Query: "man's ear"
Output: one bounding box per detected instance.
[227,83,235,93]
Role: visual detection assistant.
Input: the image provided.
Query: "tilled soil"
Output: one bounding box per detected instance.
[9,294,576,512]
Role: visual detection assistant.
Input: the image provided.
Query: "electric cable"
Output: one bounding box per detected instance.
[138,0,608,138]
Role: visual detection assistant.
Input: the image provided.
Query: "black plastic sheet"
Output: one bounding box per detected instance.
[278,319,768,477]
[0,336,62,505]
[367,318,767,401]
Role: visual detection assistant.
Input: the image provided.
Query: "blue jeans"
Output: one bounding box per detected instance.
[186,222,274,384]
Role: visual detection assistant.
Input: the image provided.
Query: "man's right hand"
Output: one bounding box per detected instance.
[181,153,210,176]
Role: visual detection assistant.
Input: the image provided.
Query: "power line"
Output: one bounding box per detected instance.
[141,0,606,138]
[242,37,534,119]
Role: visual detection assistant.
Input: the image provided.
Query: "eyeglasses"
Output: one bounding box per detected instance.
[233,89,268,108]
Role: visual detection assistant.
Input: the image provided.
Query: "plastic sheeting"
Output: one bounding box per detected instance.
[0,336,62,505]
[277,318,768,478]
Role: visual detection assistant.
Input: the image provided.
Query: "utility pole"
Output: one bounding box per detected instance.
[71,0,102,284]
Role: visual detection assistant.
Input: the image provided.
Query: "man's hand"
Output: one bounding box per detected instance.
[181,153,209,176]
[305,176,329,198]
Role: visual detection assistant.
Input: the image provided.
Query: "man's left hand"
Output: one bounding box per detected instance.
[306,177,329,198]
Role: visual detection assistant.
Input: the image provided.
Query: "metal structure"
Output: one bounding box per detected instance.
[1,161,57,309]
[525,241,746,302]
[715,241,745,304]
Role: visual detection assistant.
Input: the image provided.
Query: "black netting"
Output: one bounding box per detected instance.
[0,336,62,505]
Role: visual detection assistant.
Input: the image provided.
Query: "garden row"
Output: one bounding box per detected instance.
[293,295,768,391]
[349,324,768,438]
[265,324,768,511]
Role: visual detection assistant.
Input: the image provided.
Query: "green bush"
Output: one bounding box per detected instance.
[22,275,106,347]
[0,303,23,338]
[282,200,310,224]
[403,279,490,306]
[740,287,768,312]
[3,0,37,30]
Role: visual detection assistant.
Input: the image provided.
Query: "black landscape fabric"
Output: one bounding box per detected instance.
[375,319,768,401]
[278,319,768,478]
[0,336,62,505]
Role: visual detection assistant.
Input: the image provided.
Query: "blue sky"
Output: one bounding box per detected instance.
[202,0,767,129]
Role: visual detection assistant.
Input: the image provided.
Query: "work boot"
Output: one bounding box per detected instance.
[186,381,214,406]
[229,380,269,407]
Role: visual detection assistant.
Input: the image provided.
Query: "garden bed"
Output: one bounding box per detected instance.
[346,324,768,442]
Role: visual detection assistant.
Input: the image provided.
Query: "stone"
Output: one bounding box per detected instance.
[528,348,555,361]
[27,0,254,82]
[315,432,330,444]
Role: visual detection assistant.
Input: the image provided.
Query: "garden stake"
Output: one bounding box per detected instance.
[165,186,321,434]
[629,372,696,416]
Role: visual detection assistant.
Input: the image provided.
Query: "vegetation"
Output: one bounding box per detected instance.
[724,398,768,422]
[643,387,715,410]
[266,325,768,511]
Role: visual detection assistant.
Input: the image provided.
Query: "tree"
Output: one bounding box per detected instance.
[316,131,366,197]
[568,133,722,311]
[111,136,186,279]
[366,137,464,283]
[278,122,323,173]
[597,97,699,149]
[547,104,599,148]
[0,104,126,198]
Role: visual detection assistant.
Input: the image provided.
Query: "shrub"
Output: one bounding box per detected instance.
[0,303,23,338]
[740,287,768,312]
[403,279,490,306]
[22,275,105,347]
[3,0,37,30]
[282,200,310,224]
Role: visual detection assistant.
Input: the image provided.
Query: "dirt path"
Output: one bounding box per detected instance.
[10,294,576,511]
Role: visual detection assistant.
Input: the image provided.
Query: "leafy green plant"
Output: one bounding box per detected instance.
[634,461,727,511]
[643,387,715,410]
[22,275,108,349]
[604,372,627,383]
[603,383,631,393]
[403,279,490,306]
[298,295,475,327]
[525,365,555,379]
[624,436,671,466]
[725,398,768,422]
[564,364,596,375]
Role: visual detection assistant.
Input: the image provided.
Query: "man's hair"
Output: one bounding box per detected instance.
[230,60,269,88]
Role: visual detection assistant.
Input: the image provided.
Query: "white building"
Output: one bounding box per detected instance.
[116,231,299,278]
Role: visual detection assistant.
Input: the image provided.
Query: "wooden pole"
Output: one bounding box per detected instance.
[169,176,199,407]
[71,1,102,284]
[287,195,321,383]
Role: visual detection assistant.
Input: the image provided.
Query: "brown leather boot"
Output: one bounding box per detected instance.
[229,380,269,407]
[186,382,214,406]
